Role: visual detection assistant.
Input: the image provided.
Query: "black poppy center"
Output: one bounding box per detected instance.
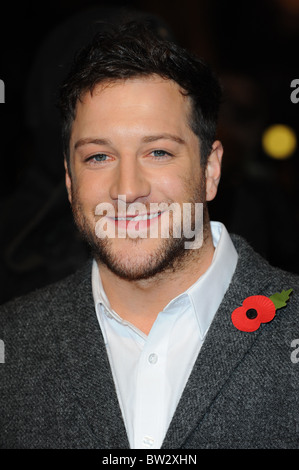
[246,308,258,320]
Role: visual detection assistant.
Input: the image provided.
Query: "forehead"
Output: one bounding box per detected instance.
[73,75,192,134]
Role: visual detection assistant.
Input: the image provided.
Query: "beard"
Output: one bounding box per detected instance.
[70,179,210,282]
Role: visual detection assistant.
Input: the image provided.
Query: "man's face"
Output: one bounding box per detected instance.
[66,75,218,280]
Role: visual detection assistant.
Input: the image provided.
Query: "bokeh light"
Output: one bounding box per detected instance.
[262,124,297,159]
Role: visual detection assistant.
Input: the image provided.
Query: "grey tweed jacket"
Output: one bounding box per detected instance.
[0,234,299,449]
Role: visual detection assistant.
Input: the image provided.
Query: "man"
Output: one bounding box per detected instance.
[0,22,299,449]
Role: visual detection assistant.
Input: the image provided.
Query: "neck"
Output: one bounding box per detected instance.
[97,226,215,335]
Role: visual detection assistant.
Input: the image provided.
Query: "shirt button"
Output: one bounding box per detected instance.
[148,353,158,364]
[143,436,154,447]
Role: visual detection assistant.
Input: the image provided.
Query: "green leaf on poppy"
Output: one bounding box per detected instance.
[269,289,293,310]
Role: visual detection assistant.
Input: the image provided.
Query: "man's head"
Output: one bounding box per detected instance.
[58,22,223,281]
[59,21,222,170]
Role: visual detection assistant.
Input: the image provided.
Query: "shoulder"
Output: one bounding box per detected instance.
[0,259,93,327]
[231,233,299,284]
[0,259,96,370]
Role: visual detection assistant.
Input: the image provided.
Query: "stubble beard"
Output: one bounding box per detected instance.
[70,180,210,282]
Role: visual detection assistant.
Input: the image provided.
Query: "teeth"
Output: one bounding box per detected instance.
[147,212,161,220]
[115,213,160,221]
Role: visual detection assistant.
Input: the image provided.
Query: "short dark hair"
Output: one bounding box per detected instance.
[58,21,222,168]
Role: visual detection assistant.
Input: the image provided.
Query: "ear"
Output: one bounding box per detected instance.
[205,140,223,202]
[64,158,72,204]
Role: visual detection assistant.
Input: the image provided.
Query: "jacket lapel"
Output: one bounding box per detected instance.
[54,260,130,448]
[162,236,272,449]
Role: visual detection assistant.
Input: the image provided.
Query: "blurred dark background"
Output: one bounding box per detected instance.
[0,0,298,304]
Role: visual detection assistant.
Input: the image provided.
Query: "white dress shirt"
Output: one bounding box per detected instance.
[92,221,238,449]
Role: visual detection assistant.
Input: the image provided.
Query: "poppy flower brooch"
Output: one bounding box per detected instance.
[231,289,293,332]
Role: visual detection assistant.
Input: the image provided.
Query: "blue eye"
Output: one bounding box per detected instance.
[151,150,172,158]
[92,154,109,162]
[85,153,110,164]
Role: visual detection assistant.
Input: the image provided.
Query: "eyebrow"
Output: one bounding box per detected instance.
[74,137,112,149]
[74,133,186,150]
[141,134,186,145]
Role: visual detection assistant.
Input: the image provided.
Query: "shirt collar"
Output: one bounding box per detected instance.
[185,221,238,338]
[92,261,112,315]
[92,221,238,337]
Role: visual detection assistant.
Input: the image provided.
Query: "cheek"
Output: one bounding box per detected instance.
[72,172,109,208]
[154,166,202,202]
[153,172,186,201]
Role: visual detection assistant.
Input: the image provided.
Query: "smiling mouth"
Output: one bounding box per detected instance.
[112,212,162,221]
[109,211,164,232]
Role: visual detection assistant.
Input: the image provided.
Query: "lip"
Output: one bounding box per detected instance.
[109,211,164,230]
[112,212,162,221]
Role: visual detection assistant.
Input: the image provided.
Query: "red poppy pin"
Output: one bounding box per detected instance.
[231,289,293,332]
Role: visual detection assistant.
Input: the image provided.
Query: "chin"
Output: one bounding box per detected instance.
[93,236,187,281]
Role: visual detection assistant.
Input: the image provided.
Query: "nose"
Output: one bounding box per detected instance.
[110,155,151,204]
